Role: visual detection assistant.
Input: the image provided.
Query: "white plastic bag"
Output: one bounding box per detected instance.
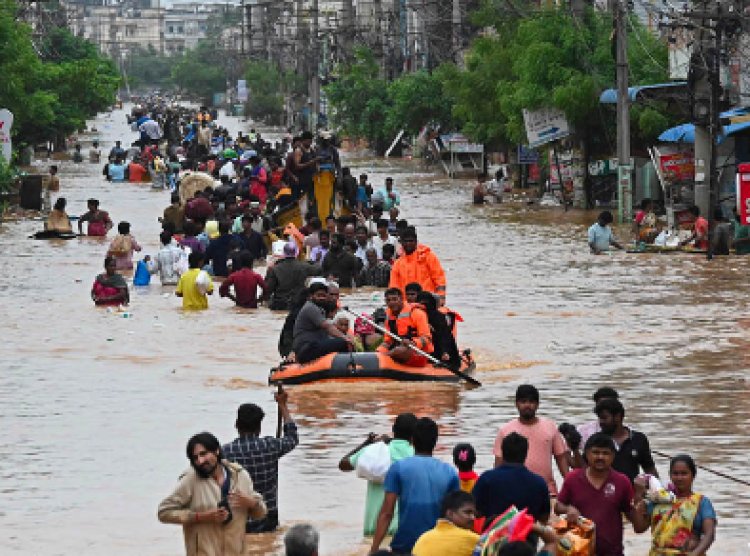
[355,442,392,484]
[195,270,211,294]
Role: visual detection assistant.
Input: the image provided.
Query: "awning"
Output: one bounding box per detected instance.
[658,108,750,144]
[599,82,688,104]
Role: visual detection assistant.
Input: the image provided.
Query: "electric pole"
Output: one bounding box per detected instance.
[310,0,320,132]
[615,0,632,223]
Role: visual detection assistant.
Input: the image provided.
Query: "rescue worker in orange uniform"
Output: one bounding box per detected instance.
[388,226,447,299]
[377,287,433,367]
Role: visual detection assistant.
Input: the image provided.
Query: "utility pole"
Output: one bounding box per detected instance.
[614,0,632,223]
[452,0,461,64]
[310,0,320,132]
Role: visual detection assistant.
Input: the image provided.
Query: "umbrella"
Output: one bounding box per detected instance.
[657,123,695,143]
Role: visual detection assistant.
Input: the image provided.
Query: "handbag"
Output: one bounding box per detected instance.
[355,441,392,484]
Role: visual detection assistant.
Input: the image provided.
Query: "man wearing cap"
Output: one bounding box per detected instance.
[223,390,298,533]
[265,241,320,310]
[388,226,447,300]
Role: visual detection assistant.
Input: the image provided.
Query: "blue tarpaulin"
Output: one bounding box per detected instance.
[658,108,750,144]
[599,82,688,104]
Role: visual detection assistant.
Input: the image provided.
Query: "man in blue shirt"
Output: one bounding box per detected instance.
[370,417,460,554]
[588,210,623,254]
[473,432,550,530]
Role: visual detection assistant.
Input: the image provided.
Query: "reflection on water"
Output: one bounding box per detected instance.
[0,107,749,554]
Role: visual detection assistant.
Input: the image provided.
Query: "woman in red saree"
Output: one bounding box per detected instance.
[91,257,129,306]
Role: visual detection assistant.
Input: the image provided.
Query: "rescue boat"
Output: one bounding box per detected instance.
[269,351,475,386]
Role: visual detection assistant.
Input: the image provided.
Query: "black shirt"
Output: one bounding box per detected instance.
[612,428,655,482]
[322,249,362,288]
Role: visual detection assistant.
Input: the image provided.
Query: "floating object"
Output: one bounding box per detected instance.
[268,351,476,386]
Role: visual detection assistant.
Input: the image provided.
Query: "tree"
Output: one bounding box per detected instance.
[325,47,390,152]
[244,61,304,125]
[0,1,119,149]
[170,40,227,104]
[127,46,174,89]
[441,6,671,153]
[385,70,454,137]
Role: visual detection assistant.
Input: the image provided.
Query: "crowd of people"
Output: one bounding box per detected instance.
[46,98,720,555]
[157,383,716,556]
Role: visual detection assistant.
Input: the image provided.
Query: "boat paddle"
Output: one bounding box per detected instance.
[342,307,481,387]
[275,383,284,438]
[652,449,750,488]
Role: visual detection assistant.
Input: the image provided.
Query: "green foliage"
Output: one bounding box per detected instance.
[127,47,174,89]
[385,70,453,136]
[0,1,119,148]
[325,47,390,149]
[0,156,17,193]
[443,6,671,151]
[326,48,456,151]
[244,61,304,124]
[170,40,227,104]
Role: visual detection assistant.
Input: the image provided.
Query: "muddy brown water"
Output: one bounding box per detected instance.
[1,106,748,554]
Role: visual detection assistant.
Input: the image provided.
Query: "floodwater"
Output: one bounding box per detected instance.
[1,105,749,555]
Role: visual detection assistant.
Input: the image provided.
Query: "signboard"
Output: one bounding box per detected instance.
[449,142,483,154]
[659,151,694,182]
[737,163,750,225]
[517,144,538,164]
[237,79,248,102]
[522,107,570,148]
[0,109,13,163]
[588,158,619,176]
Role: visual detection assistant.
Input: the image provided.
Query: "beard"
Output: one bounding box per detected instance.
[193,459,218,479]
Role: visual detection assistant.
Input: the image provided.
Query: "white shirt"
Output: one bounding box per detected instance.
[155,244,184,285]
[370,234,398,258]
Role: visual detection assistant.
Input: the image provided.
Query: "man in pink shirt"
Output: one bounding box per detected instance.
[493,384,569,495]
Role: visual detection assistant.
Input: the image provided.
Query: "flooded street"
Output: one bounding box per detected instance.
[1,106,749,555]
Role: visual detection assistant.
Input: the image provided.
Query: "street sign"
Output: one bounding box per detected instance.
[237,80,248,102]
[0,109,13,163]
[517,144,538,164]
[737,163,750,225]
[522,107,570,148]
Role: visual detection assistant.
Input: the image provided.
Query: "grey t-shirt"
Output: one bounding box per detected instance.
[292,301,329,352]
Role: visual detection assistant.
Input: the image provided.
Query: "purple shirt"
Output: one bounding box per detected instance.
[179,236,204,254]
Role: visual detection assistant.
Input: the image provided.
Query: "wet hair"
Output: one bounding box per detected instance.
[87,198,100,207]
[160,230,172,246]
[441,490,475,518]
[308,282,329,295]
[117,221,130,235]
[284,523,319,556]
[515,384,539,403]
[218,220,230,235]
[670,454,697,477]
[593,387,619,403]
[319,230,330,240]
[392,412,418,440]
[310,217,322,231]
[188,251,204,268]
[239,250,254,269]
[690,205,700,217]
[412,417,439,453]
[595,398,624,418]
[584,432,616,453]
[236,403,264,432]
[50,165,58,173]
[104,255,116,268]
[417,291,438,311]
[498,541,536,556]
[400,226,418,240]
[452,443,476,472]
[405,282,423,294]
[598,210,614,224]
[53,197,66,211]
[355,224,368,234]
[382,243,395,258]
[640,199,652,210]
[186,431,221,462]
[501,432,529,464]
[384,287,402,298]
[171,193,180,204]
[300,131,313,140]
[376,218,388,229]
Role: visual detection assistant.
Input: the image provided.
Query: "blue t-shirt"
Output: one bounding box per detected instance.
[472,463,550,524]
[356,185,370,207]
[588,222,613,251]
[384,455,459,553]
[108,163,125,182]
[647,495,716,536]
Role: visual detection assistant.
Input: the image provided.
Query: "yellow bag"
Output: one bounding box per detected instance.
[554,518,595,556]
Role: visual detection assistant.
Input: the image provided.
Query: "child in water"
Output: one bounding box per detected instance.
[453,443,478,493]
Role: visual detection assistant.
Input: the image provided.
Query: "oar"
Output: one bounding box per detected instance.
[652,449,750,488]
[275,383,284,439]
[342,306,482,387]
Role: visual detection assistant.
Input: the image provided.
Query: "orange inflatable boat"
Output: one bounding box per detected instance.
[269,351,476,385]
